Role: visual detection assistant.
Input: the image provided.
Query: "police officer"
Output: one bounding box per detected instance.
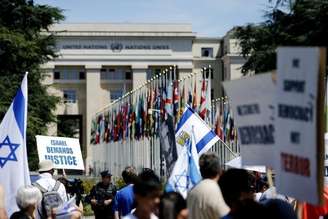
[89,170,117,219]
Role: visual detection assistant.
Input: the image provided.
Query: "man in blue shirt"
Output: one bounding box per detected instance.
[113,166,137,219]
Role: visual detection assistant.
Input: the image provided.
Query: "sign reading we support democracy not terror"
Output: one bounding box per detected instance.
[275,47,325,205]
[223,73,276,167]
[36,135,84,170]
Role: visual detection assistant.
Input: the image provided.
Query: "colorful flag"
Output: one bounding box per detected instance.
[165,75,173,116]
[214,103,223,140]
[178,83,185,122]
[0,73,31,215]
[173,80,180,119]
[129,102,136,140]
[187,79,193,106]
[192,78,198,111]
[206,68,212,111]
[199,79,207,119]
[161,75,166,120]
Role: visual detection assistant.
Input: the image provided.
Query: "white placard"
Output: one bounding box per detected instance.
[223,73,276,167]
[325,133,328,185]
[275,47,321,204]
[36,135,84,170]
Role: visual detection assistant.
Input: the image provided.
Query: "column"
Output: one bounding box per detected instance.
[85,65,105,173]
[132,65,148,90]
[42,65,59,136]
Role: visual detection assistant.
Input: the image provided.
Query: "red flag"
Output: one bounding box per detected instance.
[192,78,198,111]
[215,109,223,139]
[199,79,207,119]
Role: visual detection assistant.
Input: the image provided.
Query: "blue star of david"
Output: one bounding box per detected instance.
[174,170,190,192]
[0,136,20,168]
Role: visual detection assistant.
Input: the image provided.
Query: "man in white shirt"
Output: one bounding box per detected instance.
[34,160,68,218]
[187,153,230,219]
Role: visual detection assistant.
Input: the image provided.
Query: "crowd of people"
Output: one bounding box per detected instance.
[0,153,327,219]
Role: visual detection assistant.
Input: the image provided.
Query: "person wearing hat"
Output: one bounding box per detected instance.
[88,170,117,219]
[34,160,68,219]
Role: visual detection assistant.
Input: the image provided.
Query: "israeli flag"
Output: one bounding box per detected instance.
[0,73,30,215]
[166,105,219,197]
[175,105,220,156]
[166,128,201,198]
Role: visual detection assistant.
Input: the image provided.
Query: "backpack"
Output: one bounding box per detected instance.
[33,181,64,218]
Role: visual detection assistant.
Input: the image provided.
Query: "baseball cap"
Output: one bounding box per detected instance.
[101,170,112,177]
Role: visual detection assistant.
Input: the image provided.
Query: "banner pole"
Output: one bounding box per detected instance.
[217,137,238,158]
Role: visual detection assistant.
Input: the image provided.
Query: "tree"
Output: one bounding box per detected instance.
[0,0,64,170]
[235,0,328,74]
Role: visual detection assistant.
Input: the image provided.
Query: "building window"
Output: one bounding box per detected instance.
[201,48,213,57]
[147,67,167,79]
[110,90,123,100]
[101,68,125,80]
[211,89,214,100]
[211,69,214,79]
[155,69,161,75]
[125,71,132,80]
[63,90,76,103]
[54,72,60,80]
[54,69,85,80]
[79,72,85,80]
[62,70,79,80]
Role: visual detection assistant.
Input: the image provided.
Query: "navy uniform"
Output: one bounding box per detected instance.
[89,171,117,219]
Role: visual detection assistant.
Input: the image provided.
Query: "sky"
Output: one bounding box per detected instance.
[34,0,272,37]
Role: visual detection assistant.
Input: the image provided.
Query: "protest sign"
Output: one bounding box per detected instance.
[275,47,325,205]
[36,135,84,170]
[325,133,328,185]
[223,73,276,167]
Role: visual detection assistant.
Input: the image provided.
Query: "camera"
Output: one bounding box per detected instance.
[58,177,84,205]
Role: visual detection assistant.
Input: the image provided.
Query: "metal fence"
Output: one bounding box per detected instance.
[91,131,239,178]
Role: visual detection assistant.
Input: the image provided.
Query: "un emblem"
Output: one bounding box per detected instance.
[110,42,123,52]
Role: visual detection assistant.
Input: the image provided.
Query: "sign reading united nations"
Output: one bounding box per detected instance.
[61,42,170,51]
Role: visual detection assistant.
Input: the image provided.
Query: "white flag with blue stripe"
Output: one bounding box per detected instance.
[166,127,202,198]
[166,105,220,197]
[175,105,220,156]
[0,73,30,215]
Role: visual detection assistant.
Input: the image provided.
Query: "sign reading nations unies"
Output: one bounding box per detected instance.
[275,47,326,205]
[36,135,84,170]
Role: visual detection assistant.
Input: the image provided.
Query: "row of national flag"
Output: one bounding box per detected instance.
[0,71,237,214]
[91,66,236,145]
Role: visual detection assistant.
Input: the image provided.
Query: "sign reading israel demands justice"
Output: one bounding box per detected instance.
[275,47,325,205]
[36,135,84,170]
[223,73,276,167]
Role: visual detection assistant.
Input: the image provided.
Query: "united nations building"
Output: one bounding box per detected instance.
[41,23,245,169]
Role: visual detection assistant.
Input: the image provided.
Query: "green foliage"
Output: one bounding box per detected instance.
[235,0,328,74]
[115,177,126,189]
[82,178,96,195]
[57,117,80,138]
[0,0,64,170]
[83,203,94,216]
